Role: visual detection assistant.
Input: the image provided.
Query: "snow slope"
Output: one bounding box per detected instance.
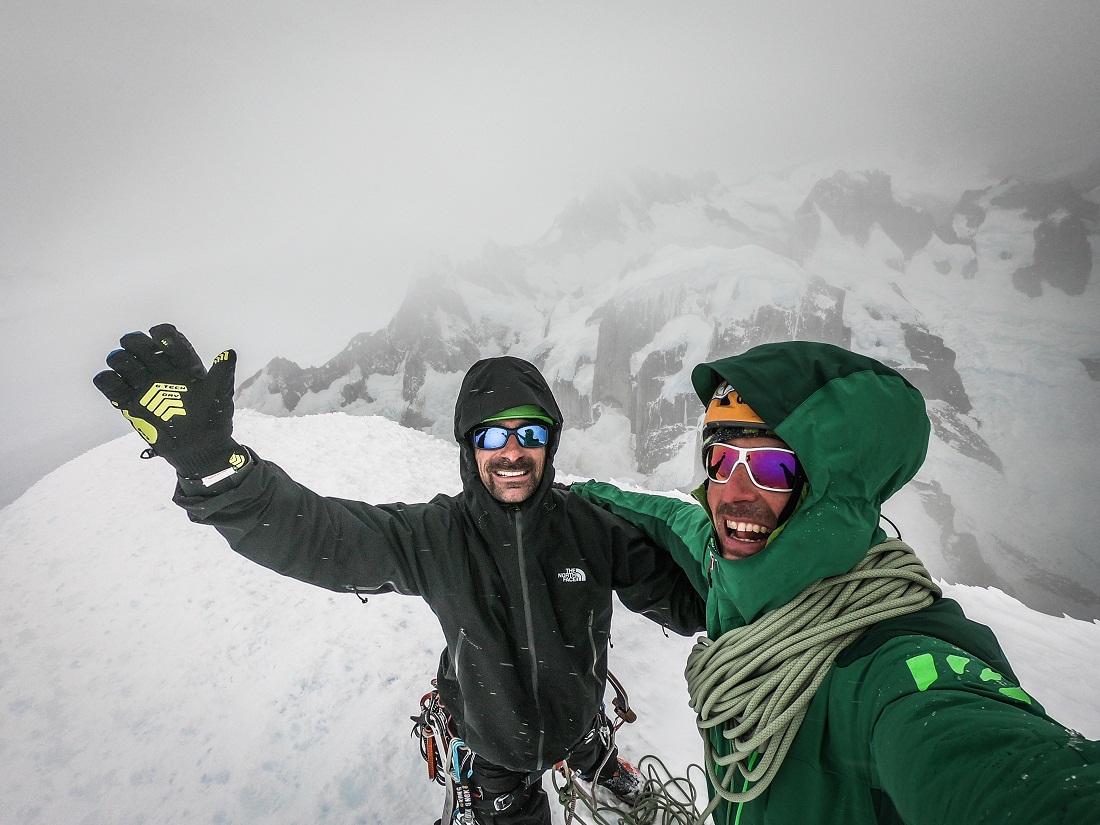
[2,412,1097,824]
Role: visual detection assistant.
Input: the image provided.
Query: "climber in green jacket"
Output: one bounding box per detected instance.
[573,340,1100,825]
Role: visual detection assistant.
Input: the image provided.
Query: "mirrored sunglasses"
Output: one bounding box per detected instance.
[471,423,551,450]
[705,443,800,492]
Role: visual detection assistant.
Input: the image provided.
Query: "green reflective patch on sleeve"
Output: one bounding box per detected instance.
[946,655,969,674]
[898,643,1039,712]
[999,686,1033,705]
[906,653,939,691]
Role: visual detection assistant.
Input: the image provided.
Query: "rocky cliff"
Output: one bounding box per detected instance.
[236,164,1100,619]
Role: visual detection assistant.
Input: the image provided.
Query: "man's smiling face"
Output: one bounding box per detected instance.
[705,434,796,560]
[474,418,548,504]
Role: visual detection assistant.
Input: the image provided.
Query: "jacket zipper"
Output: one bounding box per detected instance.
[587,609,598,679]
[513,509,546,767]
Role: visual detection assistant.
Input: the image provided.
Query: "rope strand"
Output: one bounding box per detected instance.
[686,539,940,818]
[553,754,708,825]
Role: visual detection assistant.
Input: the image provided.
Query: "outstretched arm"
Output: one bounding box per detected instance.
[606,516,707,636]
[846,636,1100,824]
[573,480,712,598]
[174,454,436,598]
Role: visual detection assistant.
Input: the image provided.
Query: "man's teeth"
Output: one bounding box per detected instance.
[725,520,771,537]
[496,470,527,477]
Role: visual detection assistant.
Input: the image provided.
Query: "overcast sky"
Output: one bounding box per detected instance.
[3,1,1100,505]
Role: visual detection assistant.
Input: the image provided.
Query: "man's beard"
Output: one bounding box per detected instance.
[711,500,779,559]
[712,501,778,530]
[482,455,542,502]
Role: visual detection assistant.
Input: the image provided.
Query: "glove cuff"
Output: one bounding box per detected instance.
[164,437,249,483]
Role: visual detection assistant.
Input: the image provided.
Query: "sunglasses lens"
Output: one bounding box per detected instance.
[516,424,550,448]
[706,444,740,483]
[473,426,509,449]
[706,445,799,491]
[747,449,799,490]
[472,424,550,450]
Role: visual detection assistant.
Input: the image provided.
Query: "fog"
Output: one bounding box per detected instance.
[3,1,1100,507]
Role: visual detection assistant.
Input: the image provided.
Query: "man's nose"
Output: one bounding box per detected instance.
[717,464,759,500]
[499,434,524,457]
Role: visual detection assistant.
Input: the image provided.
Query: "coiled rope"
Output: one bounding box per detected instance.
[684,539,940,819]
[553,754,706,825]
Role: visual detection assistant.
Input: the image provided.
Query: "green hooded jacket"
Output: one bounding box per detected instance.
[574,341,1100,825]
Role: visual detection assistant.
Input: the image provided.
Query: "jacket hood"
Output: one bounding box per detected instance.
[691,341,930,624]
[453,356,564,497]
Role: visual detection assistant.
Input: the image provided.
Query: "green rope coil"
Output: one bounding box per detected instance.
[685,539,940,818]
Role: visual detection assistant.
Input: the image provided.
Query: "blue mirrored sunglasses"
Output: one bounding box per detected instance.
[705,443,800,492]
[471,423,551,450]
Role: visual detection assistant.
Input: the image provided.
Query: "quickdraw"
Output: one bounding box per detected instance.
[411,686,476,823]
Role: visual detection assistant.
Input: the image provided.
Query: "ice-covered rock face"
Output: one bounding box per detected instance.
[795,170,937,261]
[948,177,1098,297]
[235,165,1100,620]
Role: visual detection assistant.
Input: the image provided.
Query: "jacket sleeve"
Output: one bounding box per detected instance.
[606,514,707,637]
[843,635,1100,824]
[173,453,442,598]
[573,480,712,598]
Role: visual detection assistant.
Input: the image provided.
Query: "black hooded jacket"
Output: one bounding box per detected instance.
[174,356,705,771]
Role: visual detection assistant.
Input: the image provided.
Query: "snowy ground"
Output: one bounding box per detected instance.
[2,412,1097,824]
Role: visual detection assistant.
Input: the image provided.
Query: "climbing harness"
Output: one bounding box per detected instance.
[685,539,941,818]
[413,673,686,825]
[554,673,704,825]
[411,685,543,822]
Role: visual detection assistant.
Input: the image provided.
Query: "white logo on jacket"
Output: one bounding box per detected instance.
[558,568,587,583]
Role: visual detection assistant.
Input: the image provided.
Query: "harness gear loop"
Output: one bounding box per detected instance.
[411,687,476,822]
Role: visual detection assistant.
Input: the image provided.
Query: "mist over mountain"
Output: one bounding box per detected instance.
[236,163,1100,620]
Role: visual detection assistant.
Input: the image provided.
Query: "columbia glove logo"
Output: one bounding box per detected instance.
[558,568,587,583]
[140,383,189,420]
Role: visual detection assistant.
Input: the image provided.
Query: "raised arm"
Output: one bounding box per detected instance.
[93,324,437,598]
[175,454,441,597]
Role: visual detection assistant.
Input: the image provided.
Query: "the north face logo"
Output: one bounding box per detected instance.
[558,568,587,583]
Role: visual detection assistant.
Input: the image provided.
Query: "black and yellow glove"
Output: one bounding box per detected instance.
[93,323,248,483]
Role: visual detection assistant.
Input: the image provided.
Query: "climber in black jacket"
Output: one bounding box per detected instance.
[94,324,706,825]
